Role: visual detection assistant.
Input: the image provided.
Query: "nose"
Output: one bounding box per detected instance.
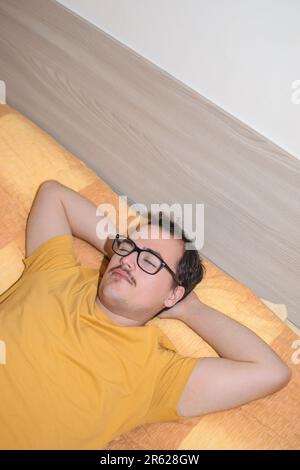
[119,250,137,271]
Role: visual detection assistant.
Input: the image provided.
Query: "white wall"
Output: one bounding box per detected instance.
[56,0,300,160]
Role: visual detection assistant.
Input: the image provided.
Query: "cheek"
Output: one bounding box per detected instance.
[139,274,169,296]
[106,257,119,272]
[101,259,118,284]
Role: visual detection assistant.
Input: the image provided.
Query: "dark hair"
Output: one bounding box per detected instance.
[144,211,206,312]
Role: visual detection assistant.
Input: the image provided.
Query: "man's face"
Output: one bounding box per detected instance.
[97,224,185,324]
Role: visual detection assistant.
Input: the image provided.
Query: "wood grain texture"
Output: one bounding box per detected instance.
[0,0,299,326]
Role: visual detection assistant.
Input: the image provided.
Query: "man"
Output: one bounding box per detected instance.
[0,180,291,449]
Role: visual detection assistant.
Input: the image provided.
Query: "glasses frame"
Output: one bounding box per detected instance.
[112,233,182,286]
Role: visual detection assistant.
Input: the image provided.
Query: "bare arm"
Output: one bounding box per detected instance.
[25,180,116,259]
[158,292,292,417]
[181,295,289,367]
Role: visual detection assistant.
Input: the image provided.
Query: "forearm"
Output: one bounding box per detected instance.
[182,299,287,368]
[55,181,116,258]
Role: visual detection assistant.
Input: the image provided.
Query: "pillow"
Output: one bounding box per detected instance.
[0,103,299,450]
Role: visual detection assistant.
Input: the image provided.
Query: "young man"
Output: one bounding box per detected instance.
[0,180,291,449]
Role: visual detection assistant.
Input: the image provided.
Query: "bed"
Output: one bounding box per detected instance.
[0,103,299,450]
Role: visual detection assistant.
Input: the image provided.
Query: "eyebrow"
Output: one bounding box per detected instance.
[127,237,163,259]
[141,246,163,259]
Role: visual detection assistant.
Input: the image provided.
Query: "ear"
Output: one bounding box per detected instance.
[164,285,185,309]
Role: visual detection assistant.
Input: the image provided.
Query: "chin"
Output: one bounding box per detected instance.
[99,285,124,303]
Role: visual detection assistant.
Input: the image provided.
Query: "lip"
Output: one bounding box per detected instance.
[112,269,132,284]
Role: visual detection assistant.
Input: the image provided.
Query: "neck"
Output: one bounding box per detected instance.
[95,296,145,327]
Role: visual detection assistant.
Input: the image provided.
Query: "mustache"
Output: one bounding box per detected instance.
[110,266,135,286]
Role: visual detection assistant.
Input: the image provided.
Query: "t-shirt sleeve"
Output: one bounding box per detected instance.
[143,350,199,424]
[22,234,81,274]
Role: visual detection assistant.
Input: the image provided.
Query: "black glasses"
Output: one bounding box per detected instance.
[112,233,182,286]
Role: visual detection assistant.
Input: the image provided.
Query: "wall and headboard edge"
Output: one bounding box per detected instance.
[0,0,299,327]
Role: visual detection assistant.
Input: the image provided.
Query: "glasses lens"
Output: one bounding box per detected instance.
[113,236,162,275]
[139,251,162,274]
[114,237,134,255]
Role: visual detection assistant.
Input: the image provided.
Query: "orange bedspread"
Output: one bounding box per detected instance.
[0,103,299,449]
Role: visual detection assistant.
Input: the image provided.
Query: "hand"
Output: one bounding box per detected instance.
[156,291,201,321]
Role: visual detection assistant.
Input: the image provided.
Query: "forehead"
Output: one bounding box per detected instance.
[129,224,184,267]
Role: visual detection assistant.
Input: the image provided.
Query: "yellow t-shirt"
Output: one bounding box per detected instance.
[0,234,198,449]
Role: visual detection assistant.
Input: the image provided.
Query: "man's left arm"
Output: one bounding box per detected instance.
[158,293,292,417]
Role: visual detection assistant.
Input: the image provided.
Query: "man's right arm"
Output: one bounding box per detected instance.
[25,180,116,259]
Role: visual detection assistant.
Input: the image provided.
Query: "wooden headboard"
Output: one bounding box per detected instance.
[0,0,299,327]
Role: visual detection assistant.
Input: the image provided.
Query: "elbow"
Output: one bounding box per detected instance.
[39,179,60,189]
[280,365,292,386]
[272,364,292,391]
[37,180,63,196]
[257,359,292,395]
